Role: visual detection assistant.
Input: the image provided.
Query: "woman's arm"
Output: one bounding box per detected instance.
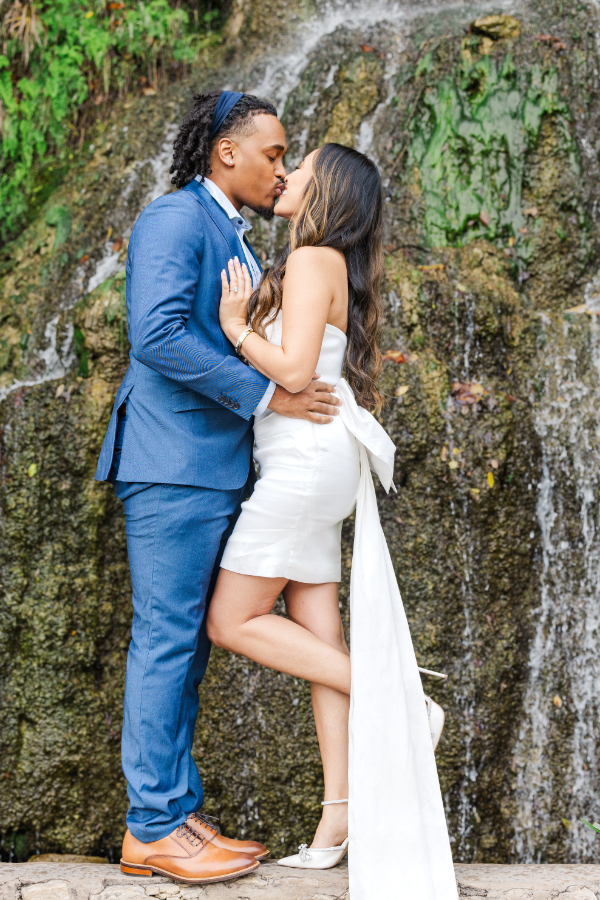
[219,247,342,393]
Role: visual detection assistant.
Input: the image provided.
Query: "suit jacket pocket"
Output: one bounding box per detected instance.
[171,388,222,412]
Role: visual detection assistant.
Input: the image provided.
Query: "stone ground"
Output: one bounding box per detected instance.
[3,861,600,899]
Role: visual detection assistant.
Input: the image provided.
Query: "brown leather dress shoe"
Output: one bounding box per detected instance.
[120,823,260,884]
[187,811,269,860]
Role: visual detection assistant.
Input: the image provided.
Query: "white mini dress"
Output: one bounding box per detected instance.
[220,311,458,900]
[221,314,359,583]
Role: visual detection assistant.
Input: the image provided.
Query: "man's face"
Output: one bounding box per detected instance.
[227,115,287,219]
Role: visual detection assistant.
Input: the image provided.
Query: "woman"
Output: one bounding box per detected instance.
[207,143,457,900]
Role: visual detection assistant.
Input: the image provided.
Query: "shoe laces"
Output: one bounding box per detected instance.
[190,811,219,834]
[176,822,206,848]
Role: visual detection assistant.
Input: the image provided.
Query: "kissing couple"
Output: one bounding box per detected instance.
[95,90,458,899]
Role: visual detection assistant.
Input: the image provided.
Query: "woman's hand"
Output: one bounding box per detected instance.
[219,257,253,345]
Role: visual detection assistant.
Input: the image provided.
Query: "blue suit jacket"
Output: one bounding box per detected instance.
[95,180,270,489]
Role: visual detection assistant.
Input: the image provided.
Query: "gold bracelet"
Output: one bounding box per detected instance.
[235,326,253,356]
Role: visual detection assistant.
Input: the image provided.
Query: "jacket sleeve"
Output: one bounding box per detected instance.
[127,193,270,421]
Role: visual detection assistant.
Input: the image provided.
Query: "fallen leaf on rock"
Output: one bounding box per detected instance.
[487,471,495,487]
[142,87,157,96]
[360,44,374,52]
[393,516,405,525]
[456,282,467,292]
[491,459,498,469]
[441,446,448,461]
[396,385,409,397]
[519,226,528,234]
[448,460,459,470]
[451,381,487,405]
[503,393,517,402]
[382,350,409,363]
[553,695,562,708]
[470,488,480,500]
[479,209,490,227]
[508,237,515,247]
[523,206,539,217]
[562,818,571,829]
[452,448,460,455]
[28,463,37,478]
[55,384,65,398]
[564,304,589,314]
[537,34,567,50]
[112,236,124,251]
[417,263,444,272]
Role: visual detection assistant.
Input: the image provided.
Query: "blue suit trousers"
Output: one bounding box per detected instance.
[110,415,244,842]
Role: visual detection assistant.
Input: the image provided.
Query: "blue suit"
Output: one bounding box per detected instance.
[96,181,270,842]
[96,180,269,488]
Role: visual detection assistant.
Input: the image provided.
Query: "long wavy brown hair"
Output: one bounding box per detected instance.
[248,142,384,411]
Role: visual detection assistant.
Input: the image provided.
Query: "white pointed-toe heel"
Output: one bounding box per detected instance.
[418,664,447,751]
[425,695,445,750]
[277,799,349,870]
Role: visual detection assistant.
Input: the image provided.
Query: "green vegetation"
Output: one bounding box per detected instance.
[0,0,220,243]
[407,48,578,250]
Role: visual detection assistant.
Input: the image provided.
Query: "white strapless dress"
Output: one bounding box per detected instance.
[221,314,458,900]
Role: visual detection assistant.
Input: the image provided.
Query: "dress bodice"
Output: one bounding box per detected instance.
[264,311,347,384]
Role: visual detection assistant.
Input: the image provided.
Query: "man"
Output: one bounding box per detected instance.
[95,90,341,885]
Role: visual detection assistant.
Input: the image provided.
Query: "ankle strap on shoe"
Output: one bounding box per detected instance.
[321,799,348,805]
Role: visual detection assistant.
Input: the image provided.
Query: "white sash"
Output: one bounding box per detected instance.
[335,379,458,900]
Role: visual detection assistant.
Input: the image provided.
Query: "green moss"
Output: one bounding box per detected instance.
[407,49,577,251]
[44,206,72,251]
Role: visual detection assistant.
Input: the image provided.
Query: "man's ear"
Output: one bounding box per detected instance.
[216,137,236,167]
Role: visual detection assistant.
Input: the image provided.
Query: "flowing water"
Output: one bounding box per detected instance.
[512,290,600,861]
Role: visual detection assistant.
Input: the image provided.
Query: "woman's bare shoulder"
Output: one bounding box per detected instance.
[286,245,346,275]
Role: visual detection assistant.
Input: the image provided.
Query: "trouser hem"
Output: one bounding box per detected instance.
[127,811,188,844]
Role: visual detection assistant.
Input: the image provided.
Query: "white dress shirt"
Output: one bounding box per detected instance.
[198,176,276,415]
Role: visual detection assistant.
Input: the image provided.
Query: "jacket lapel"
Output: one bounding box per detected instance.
[242,233,263,275]
[183,180,241,259]
[184,181,264,278]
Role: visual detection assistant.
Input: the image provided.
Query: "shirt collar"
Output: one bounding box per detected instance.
[197,176,252,233]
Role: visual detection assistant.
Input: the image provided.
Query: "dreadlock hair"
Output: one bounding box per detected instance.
[170,91,278,189]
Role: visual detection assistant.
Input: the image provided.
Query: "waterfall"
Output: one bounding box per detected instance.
[513,288,600,861]
[4,0,600,862]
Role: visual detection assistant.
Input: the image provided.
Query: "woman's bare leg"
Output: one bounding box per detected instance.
[207,569,351,694]
[284,581,349,849]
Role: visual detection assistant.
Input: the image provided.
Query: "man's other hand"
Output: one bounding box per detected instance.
[267,375,341,423]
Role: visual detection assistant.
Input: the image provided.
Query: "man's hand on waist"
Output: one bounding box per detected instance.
[267,374,341,423]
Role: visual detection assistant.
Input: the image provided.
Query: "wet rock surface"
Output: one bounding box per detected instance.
[5,862,600,899]
[2,0,600,869]
[0,860,350,900]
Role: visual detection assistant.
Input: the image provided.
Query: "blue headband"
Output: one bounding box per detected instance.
[209,90,244,140]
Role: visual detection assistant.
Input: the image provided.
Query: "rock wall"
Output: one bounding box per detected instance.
[2,0,600,865]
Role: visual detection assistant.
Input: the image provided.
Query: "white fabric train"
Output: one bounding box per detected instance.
[335,378,457,899]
